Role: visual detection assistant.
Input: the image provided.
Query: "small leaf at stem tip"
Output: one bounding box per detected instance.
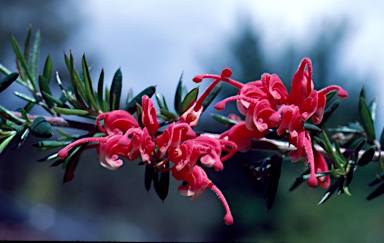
[318,177,343,205]
[43,55,52,84]
[174,72,184,115]
[180,87,199,114]
[23,24,33,63]
[154,163,170,201]
[30,29,41,83]
[266,154,282,211]
[354,138,366,159]
[0,72,19,93]
[125,86,156,114]
[32,140,71,148]
[368,98,377,122]
[201,82,222,112]
[304,122,322,132]
[159,108,179,120]
[53,107,89,116]
[110,68,122,111]
[210,113,239,126]
[97,69,105,109]
[39,75,54,108]
[0,131,17,154]
[379,127,384,150]
[357,145,376,166]
[367,182,384,200]
[37,151,59,162]
[11,127,30,150]
[0,104,25,124]
[42,91,64,106]
[155,93,165,110]
[319,99,340,128]
[359,92,376,141]
[29,116,54,138]
[82,54,98,111]
[368,172,384,187]
[144,165,155,191]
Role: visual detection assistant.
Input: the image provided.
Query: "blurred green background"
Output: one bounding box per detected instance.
[1,0,384,241]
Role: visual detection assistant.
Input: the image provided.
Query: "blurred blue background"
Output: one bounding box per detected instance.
[1,0,384,241]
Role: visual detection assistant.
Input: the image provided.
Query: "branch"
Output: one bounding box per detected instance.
[11,111,97,132]
[200,132,384,162]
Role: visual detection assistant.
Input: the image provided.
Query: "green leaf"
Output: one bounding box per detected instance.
[318,177,344,205]
[159,108,179,120]
[266,154,282,211]
[154,163,170,201]
[0,104,25,124]
[53,107,89,116]
[174,72,185,115]
[180,87,199,114]
[33,140,71,148]
[38,75,54,108]
[0,131,17,154]
[41,91,64,106]
[96,69,106,110]
[55,72,81,109]
[43,55,52,84]
[23,24,33,63]
[30,29,41,83]
[368,172,384,187]
[155,93,165,110]
[359,87,376,141]
[201,82,222,111]
[82,54,98,111]
[11,35,35,85]
[289,168,309,191]
[367,183,384,200]
[369,98,377,122]
[125,85,156,114]
[12,127,30,150]
[211,113,239,126]
[304,122,322,132]
[109,68,122,111]
[318,99,340,128]
[29,116,54,138]
[144,165,155,191]
[354,138,366,159]
[380,127,384,150]
[64,52,88,108]
[357,145,376,166]
[0,72,19,93]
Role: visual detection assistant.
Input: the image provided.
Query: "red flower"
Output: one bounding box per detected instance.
[141,95,159,135]
[96,110,139,135]
[171,165,234,225]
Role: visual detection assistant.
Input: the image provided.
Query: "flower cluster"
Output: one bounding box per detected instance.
[57,70,238,225]
[57,57,348,225]
[194,58,348,188]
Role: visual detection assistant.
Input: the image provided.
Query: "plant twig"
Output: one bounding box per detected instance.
[11,111,97,132]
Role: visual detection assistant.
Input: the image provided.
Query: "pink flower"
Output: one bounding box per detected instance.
[58,134,129,170]
[141,95,159,135]
[155,122,196,155]
[96,110,139,135]
[171,165,234,225]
